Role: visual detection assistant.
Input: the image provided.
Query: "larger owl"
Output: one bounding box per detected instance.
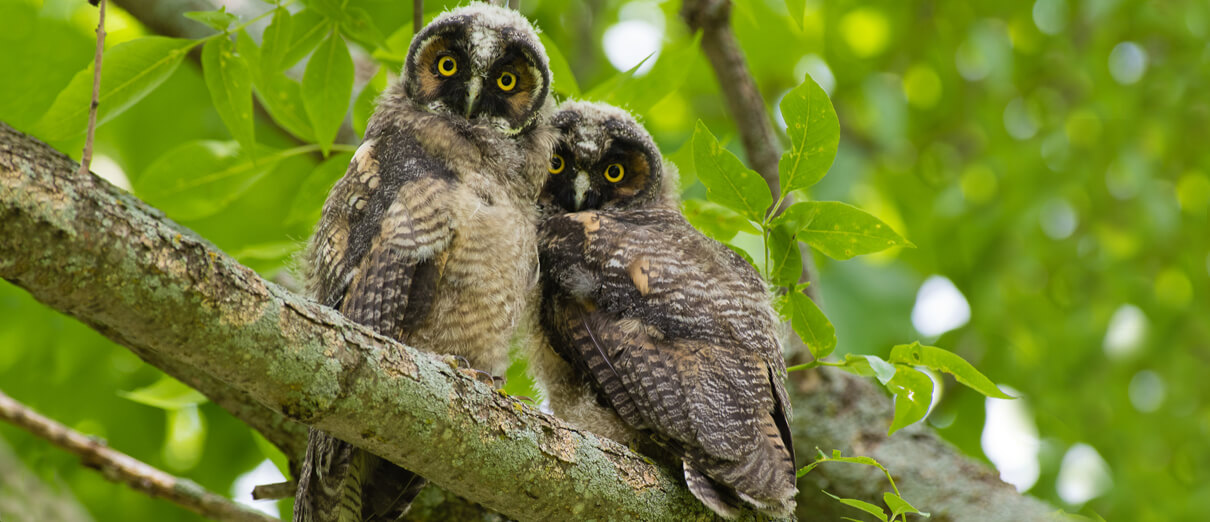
[294,4,554,521]
[529,101,797,518]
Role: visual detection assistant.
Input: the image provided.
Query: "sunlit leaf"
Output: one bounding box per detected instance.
[341,7,386,49]
[884,492,930,519]
[587,35,700,114]
[769,224,803,287]
[692,121,773,222]
[119,376,207,410]
[163,405,205,471]
[135,141,284,221]
[353,67,387,139]
[282,9,329,70]
[202,37,255,155]
[287,152,353,225]
[785,0,807,29]
[254,72,315,142]
[231,242,303,262]
[302,30,353,155]
[31,37,196,141]
[779,288,836,359]
[775,201,912,260]
[260,7,293,74]
[682,198,760,242]
[886,366,933,435]
[183,7,238,32]
[539,33,580,98]
[778,73,839,193]
[888,342,1013,399]
[822,491,889,522]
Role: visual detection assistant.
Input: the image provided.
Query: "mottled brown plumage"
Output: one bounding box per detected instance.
[530,101,797,518]
[294,4,554,521]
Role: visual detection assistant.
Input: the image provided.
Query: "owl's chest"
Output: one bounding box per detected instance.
[442,186,537,286]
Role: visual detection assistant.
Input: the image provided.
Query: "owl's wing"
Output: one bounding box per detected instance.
[298,143,455,521]
[539,209,796,512]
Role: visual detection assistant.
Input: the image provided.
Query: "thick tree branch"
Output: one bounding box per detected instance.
[0,389,275,522]
[0,122,738,521]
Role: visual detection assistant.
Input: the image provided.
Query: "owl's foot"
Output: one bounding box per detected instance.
[442,355,502,388]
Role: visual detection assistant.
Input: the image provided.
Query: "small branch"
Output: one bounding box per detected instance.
[0,389,276,522]
[414,0,423,34]
[680,0,820,304]
[251,480,296,500]
[77,0,106,179]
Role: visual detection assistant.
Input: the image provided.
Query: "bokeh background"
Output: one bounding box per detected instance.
[1,0,1206,520]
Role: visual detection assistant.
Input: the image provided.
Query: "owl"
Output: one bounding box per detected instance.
[294,4,554,521]
[529,101,797,518]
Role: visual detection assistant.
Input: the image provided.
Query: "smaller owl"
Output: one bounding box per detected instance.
[530,101,797,518]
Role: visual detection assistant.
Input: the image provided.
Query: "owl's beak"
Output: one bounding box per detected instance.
[464,77,482,119]
[573,171,590,211]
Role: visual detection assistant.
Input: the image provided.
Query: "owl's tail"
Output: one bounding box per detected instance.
[683,412,798,519]
[294,428,427,522]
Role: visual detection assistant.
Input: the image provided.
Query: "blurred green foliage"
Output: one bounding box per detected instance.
[1,0,1206,520]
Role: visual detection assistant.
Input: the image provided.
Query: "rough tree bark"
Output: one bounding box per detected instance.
[1,119,1056,522]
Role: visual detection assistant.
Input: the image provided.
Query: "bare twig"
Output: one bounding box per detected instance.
[251,480,296,500]
[77,0,105,179]
[414,0,423,34]
[679,0,822,305]
[0,389,276,522]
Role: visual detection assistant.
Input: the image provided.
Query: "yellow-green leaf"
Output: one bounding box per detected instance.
[32,37,196,142]
[884,492,930,519]
[119,376,207,410]
[540,33,580,98]
[822,491,889,522]
[778,73,839,193]
[886,366,933,435]
[779,288,836,359]
[682,198,760,242]
[287,152,354,225]
[775,201,912,260]
[202,37,255,154]
[135,141,283,221]
[303,30,353,155]
[692,121,773,222]
[889,342,1013,399]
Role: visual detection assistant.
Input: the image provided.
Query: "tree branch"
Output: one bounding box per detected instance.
[0,122,737,521]
[0,389,275,522]
[680,0,820,303]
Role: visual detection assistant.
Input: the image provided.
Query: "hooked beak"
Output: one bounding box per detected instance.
[572,171,590,211]
[464,77,482,119]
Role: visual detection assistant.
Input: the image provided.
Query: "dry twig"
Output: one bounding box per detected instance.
[77,0,105,179]
[0,389,276,522]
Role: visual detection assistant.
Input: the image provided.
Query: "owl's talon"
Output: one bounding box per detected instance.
[444,355,472,369]
[458,368,497,387]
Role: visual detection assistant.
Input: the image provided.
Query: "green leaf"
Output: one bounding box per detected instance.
[780,288,836,359]
[340,7,386,49]
[119,376,208,410]
[848,354,897,384]
[774,201,912,260]
[884,492,930,519]
[691,121,773,222]
[299,0,346,21]
[769,224,803,287]
[184,7,238,32]
[31,37,196,141]
[822,491,889,522]
[372,21,415,70]
[785,0,807,29]
[135,141,283,221]
[681,198,759,243]
[202,37,256,155]
[888,342,1013,399]
[163,406,206,471]
[287,152,354,225]
[303,30,353,155]
[231,242,304,262]
[353,68,387,139]
[886,366,933,435]
[778,73,839,193]
[539,33,580,98]
[254,72,315,142]
[260,7,293,74]
[588,35,701,114]
[251,429,291,477]
[282,9,329,70]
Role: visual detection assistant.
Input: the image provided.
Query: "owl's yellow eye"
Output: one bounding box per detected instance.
[437,56,457,76]
[549,153,565,174]
[604,163,624,183]
[497,71,517,91]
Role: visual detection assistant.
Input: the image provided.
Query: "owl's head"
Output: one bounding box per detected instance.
[541,101,675,213]
[402,3,551,134]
